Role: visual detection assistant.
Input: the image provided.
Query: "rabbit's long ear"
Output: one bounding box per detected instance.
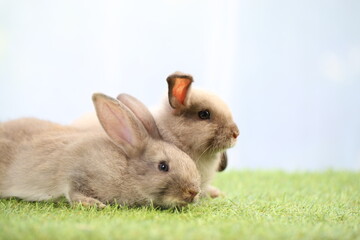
[117,94,161,140]
[92,93,148,157]
[166,72,193,109]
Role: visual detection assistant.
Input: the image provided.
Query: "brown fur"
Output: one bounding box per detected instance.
[0,94,200,208]
[70,72,239,198]
[153,73,239,197]
[218,152,228,172]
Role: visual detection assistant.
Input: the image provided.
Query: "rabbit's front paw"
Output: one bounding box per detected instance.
[206,185,224,198]
[70,192,106,208]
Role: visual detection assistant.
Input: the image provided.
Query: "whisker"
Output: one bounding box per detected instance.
[196,144,212,162]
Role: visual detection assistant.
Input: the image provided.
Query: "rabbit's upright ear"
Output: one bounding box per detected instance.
[166,72,193,109]
[92,93,148,157]
[117,93,161,140]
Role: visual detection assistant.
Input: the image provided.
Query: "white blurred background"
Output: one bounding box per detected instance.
[1,0,359,171]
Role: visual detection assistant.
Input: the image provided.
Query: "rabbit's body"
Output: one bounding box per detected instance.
[1,123,123,203]
[0,118,65,184]
[0,94,201,208]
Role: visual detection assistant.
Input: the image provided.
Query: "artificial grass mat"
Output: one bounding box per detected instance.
[0,171,359,240]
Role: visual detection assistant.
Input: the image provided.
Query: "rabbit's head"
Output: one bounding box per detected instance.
[157,72,239,159]
[94,93,201,208]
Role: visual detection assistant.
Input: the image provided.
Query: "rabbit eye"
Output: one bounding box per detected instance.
[158,161,169,172]
[198,110,211,120]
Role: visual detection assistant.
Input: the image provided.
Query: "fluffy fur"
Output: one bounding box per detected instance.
[152,75,239,197]
[71,72,239,198]
[0,94,201,208]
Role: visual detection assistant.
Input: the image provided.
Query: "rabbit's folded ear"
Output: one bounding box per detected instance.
[217,151,228,172]
[92,93,148,157]
[166,72,193,109]
[117,94,161,140]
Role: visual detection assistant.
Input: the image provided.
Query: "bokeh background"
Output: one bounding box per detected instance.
[1,0,359,171]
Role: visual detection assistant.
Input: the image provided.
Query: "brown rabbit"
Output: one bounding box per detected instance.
[71,73,239,198]
[0,93,201,208]
[142,72,239,198]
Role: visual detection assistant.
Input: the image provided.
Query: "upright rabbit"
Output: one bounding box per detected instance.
[0,93,201,208]
[137,72,239,198]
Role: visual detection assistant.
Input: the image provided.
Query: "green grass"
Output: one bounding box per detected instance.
[1,171,359,240]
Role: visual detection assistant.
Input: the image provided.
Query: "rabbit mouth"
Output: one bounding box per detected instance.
[210,126,238,152]
[159,189,200,207]
[208,128,239,153]
[151,191,190,208]
[206,138,236,154]
[164,198,196,207]
[158,198,189,208]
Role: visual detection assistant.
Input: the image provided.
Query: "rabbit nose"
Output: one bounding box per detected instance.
[188,189,198,198]
[231,125,240,139]
[233,131,239,139]
[186,189,199,202]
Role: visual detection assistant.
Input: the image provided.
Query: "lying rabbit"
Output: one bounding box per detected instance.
[0,93,201,208]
